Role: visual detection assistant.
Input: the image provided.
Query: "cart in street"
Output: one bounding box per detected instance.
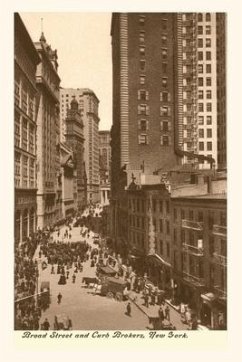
[97,265,117,277]
[98,276,128,301]
[82,277,99,288]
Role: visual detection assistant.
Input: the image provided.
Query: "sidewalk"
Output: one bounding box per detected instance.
[129,292,188,330]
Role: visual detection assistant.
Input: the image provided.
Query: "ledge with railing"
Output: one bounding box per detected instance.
[182,271,205,287]
[182,219,204,231]
[213,225,227,238]
[183,243,204,256]
[213,252,227,266]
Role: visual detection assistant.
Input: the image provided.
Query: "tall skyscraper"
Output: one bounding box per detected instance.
[65,97,87,209]
[14,13,40,243]
[111,13,179,197]
[110,12,226,248]
[60,88,100,203]
[175,13,226,170]
[35,32,61,229]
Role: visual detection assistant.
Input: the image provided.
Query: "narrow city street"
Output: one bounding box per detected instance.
[33,207,189,331]
[14,13,228,336]
[36,215,148,330]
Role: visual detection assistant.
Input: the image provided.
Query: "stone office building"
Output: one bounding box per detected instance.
[34,32,61,229]
[171,187,227,329]
[14,13,40,244]
[65,97,87,210]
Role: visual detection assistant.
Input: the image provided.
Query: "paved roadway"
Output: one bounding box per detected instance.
[36,208,188,330]
[37,220,149,330]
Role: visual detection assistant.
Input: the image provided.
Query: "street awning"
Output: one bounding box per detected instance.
[147,253,171,268]
[99,266,117,275]
[201,292,216,304]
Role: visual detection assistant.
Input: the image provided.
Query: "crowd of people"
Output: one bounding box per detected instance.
[14,230,50,330]
[14,203,195,331]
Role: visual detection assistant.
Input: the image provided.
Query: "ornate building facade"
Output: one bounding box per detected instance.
[35,32,61,229]
[60,88,100,204]
[65,97,87,210]
[14,13,40,244]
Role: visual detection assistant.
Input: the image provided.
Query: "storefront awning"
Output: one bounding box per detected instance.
[201,292,216,304]
[147,253,171,268]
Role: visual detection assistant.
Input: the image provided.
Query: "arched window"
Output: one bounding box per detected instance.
[206,13,211,22]
[198,13,203,22]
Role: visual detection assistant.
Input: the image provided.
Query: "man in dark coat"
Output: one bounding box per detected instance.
[126,302,131,317]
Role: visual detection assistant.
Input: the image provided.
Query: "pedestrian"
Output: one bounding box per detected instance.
[51,265,55,274]
[144,294,149,308]
[158,306,165,321]
[57,292,62,304]
[72,274,76,283]
[126,302,131,317]
[66,271,70,279]
[185,307,191,326]
[42,318,50,330]
[165,305,170,321]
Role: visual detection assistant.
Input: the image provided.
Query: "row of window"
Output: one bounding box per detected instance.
[198,77,212,86]
[197,13,212,22]
[174,208,226,226]
[197,38,212,48]
[198,102,213,112]
[138,104,172,116]
[129,198,170,214]
[137,90,171,102]
[138,15,168,31]
[15,153,35,188]
[139,60,168,74]
[198,128,213,138]
[139,134,172,146]
[185,115,212,125]
[198,64,212,74]
[15,113,35,154]
[197,51,212,61]
[139,46,169,60]
[15,80,35,121]
[199,141,213,151]
[198,25,212,35]
[139,31,168,46]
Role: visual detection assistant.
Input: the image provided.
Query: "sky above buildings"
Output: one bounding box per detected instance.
[21,12,112,131]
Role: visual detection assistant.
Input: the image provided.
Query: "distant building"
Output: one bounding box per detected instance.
[35,31,61,229]
[65,97,87,210]
[60,88,100,204]
[60,143,77,218]
[99,130,111,205]
[14,13,40,244]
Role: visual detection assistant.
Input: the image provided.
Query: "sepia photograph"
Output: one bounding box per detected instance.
[13,11,228,332]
